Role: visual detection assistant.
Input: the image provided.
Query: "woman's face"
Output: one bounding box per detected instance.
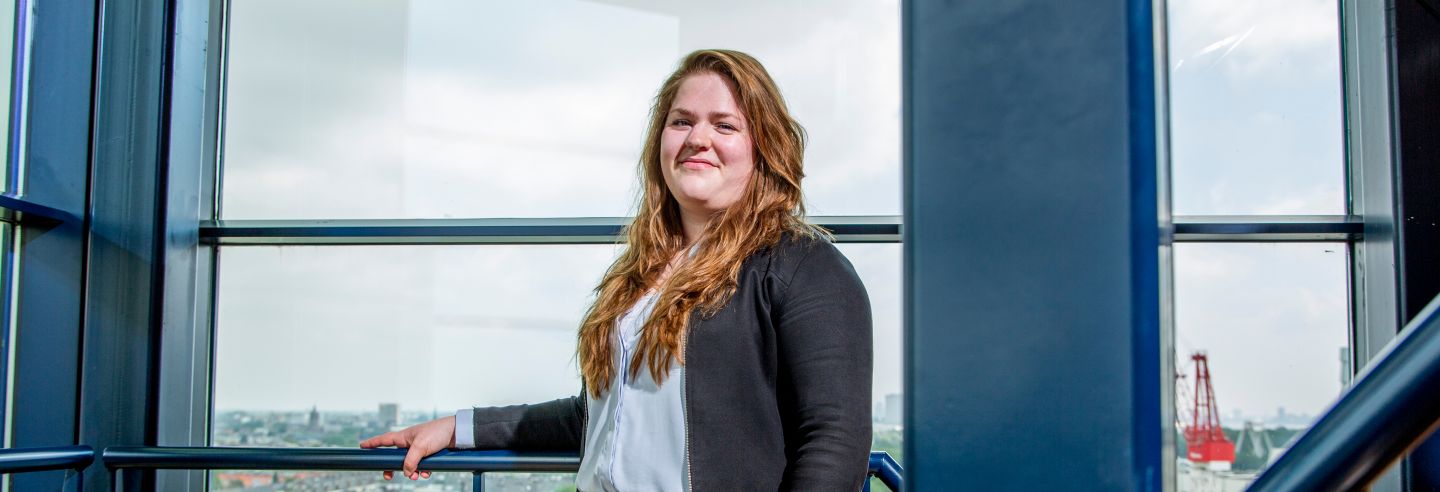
[659,72,756,218]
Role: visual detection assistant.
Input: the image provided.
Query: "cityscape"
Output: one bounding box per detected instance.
[208,389,1314,492]
[210,395,906,491]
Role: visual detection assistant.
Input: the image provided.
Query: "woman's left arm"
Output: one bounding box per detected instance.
[774,241,874,490]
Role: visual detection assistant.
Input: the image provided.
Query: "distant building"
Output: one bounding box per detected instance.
[307,405,320,429]
[1340,347,1353,388]
[379,403,399,429]
[884,393,903,426]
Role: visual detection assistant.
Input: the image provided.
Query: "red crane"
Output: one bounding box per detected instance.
[1184,352,1235,466]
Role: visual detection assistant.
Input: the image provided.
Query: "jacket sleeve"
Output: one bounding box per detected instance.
[774,241,874,490]
[470,393,586,451]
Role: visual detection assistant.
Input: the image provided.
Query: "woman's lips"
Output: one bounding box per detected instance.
[681,158,716,170]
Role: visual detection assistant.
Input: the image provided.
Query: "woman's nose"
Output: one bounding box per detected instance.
[685,127,711,149]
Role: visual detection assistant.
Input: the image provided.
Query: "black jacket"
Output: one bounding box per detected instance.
[467,234,874,490]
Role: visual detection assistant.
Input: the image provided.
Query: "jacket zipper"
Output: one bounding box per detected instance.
[683,323,693,492]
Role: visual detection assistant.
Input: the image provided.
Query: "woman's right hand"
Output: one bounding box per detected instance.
[359,415,457,481]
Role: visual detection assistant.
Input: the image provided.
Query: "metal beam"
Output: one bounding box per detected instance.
[903,0,1163,489]
[153,0,225,490]
[78,0,175,489]
[1172,215,1361,242]
[0,194,72,226]
[196,215,1359,246]
[7,0,96,489]
[199,216,904,245]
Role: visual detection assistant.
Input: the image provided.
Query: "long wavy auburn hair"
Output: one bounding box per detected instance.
[577,49,826,398]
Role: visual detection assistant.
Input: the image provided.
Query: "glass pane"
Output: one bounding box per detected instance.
[1167,0,1345,215]
[219,0,900,219]
[213,241,900,488]
[840,243,902,492]
[1172,243,1349,489]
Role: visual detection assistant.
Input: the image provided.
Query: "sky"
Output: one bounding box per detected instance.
[212,0,1348,425]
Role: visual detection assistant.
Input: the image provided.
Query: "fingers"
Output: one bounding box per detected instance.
[403,446,424,480]
[383,469,431,481]
[360,432,407,449]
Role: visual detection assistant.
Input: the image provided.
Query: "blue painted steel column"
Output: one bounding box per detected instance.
[80,0,176,490]
[903,0,1164,490]
[9,0,97,489]
[154,0,223,490]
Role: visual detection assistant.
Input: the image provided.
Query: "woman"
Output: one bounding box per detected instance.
[361,49,873,491]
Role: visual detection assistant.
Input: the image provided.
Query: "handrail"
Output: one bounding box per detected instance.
[103,447,578,472]
[0,445,95,474]
[869,451,904,490]
[1249,294,1440,491]
[103,446,902,490]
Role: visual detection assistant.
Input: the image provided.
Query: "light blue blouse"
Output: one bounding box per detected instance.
[575,290,688,491]
[452,291,688,492]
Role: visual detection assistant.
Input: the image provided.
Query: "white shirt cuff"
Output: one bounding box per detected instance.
[454,408,475,449]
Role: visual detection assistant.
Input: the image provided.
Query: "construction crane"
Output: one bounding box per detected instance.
[1183,352,1236,469]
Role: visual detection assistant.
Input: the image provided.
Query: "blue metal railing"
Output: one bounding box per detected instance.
[1249,294,1440,491]
[868,451,904,490]
[0,445,94,491]
[103,446,903,491]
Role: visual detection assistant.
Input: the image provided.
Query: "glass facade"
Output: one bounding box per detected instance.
[212,1,905,489]
[0,0,1417,489]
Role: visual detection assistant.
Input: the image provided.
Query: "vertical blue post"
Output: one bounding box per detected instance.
[472,471,484,491]
[9,0,97,489]
[903,0,1163,490]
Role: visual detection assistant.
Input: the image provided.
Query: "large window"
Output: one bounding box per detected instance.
[220,0,900,219]
[210,1,903,490]
[1166,0,1352,489]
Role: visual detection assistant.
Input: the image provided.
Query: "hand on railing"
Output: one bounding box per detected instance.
[359,416,455,481]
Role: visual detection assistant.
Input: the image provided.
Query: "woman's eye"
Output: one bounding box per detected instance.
[717,123,737,132]
[669,119,691,127]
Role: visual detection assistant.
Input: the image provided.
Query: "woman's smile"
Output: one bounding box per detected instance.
[680,157,716,170]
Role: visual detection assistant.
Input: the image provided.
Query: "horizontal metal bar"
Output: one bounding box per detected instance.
[104,447,904,491]
[200,216,903,245]
[202,215,1354,245]
[0,446,95,474]
[1249,293,1440,491]
[103,447,579,472]
[0,194,74,227]
[1173,215,1361,242]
